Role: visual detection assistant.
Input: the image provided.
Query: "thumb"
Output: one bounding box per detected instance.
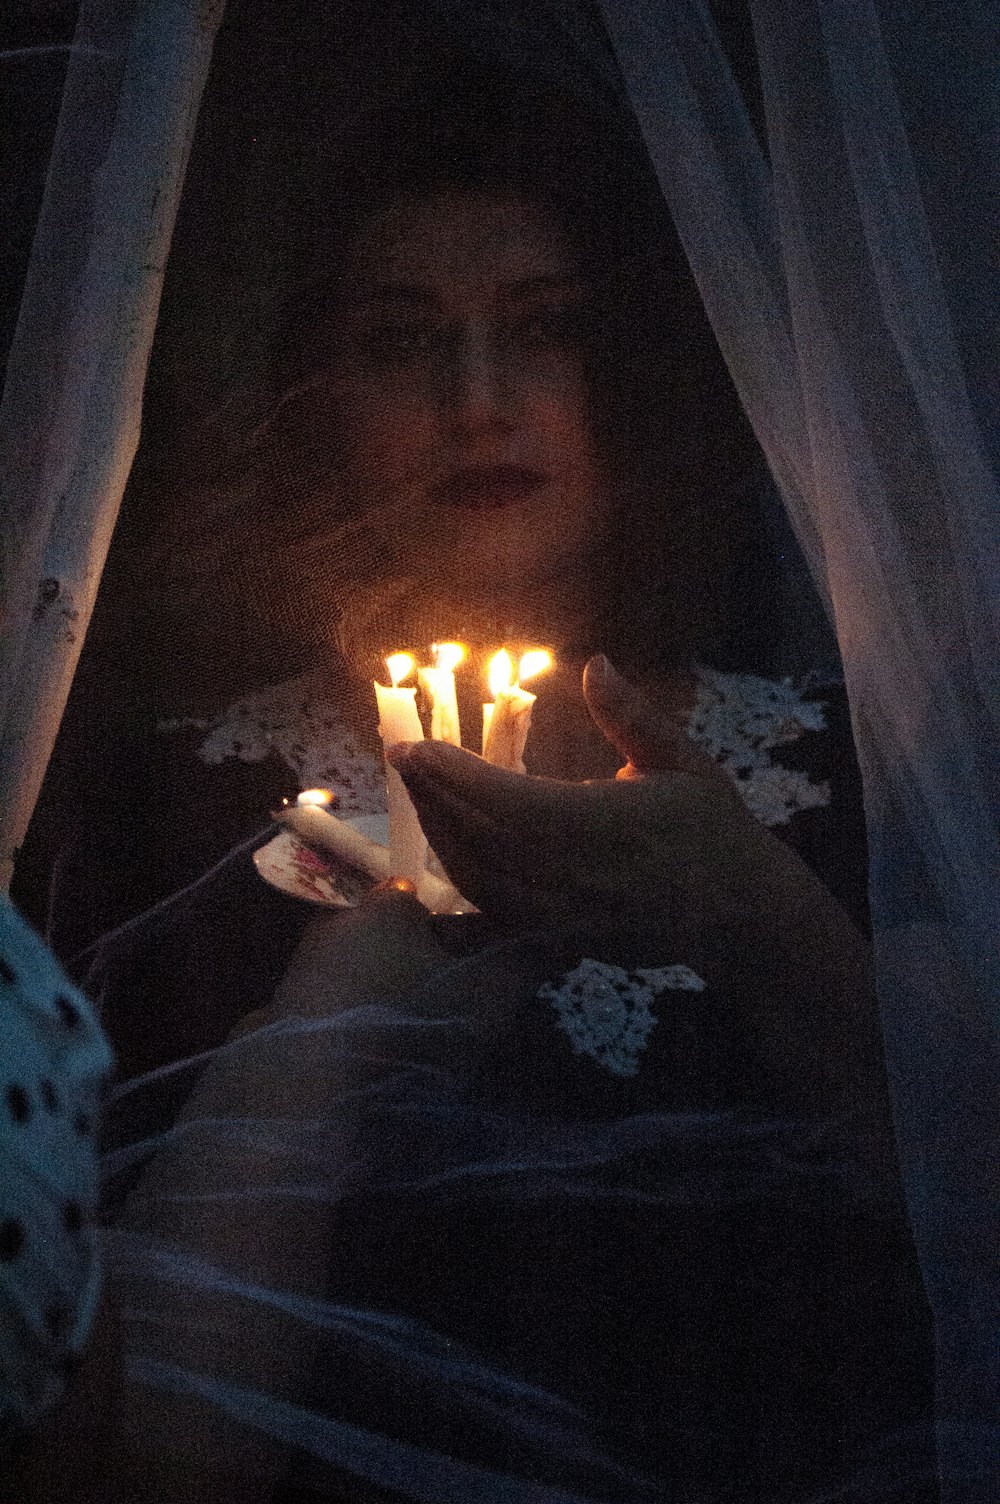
[582,655,724,782]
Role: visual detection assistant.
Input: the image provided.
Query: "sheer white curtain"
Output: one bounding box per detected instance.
[600,1,1000,1495]
[0,0,224,890]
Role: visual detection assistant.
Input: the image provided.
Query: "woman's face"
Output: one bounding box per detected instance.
[330,191,609,632]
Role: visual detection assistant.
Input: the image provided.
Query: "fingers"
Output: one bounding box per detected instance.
[583,655,728,784]
[386,742,609,920]
[386,743,548,912]
[387,739,553,827]
[384,736,529,818]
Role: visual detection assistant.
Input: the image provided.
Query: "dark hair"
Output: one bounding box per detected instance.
[344,68,661,274]
[286,61,670,383]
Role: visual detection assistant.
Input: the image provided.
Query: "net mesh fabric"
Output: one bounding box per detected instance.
[99,942,932,1500]
[84,4,776,726]
[4,0,988,1497]
[77,15,814,1494]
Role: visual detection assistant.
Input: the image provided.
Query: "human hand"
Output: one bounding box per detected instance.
[388,659,895,1150]
[386,655,784,950]
[251,879,449,1029]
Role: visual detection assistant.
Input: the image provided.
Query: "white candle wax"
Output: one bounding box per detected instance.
[482,648,550,772]
[482,686,536,771]
[374,662,427,882]
[277,802,392,883]
[419,642,464,746]
[418,667,462,746]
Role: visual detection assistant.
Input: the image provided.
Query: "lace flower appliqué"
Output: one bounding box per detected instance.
[687,668,832,827]
[166,667,835,830]
[168,674,387,815]
[539,958,706,1078]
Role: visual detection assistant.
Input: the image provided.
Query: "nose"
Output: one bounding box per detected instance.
[439,323,517,442]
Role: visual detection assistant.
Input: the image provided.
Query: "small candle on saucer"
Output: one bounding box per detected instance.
[275,789,392,883]
[296,788,335,809]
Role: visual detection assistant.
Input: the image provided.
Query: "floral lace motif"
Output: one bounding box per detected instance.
[538,958,706,1078]
[172,667,833,827]
[164,675,386,816]
[690,668,831,826]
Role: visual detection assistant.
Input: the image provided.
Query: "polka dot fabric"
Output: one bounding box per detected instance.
[0,896,112,1439]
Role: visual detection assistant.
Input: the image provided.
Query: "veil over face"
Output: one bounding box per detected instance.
[99,58,771,716]
[325,189,611,671]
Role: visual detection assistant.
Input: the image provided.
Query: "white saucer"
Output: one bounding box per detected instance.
[252,814,389,908]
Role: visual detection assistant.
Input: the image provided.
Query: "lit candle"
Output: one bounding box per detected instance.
[418,641,465,746]
[296,788,335,809]
[374,653,427,882]
[482,648,552,772]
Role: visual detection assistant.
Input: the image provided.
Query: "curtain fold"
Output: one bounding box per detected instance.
[0,0,225,890]
[600,1,1000,1495]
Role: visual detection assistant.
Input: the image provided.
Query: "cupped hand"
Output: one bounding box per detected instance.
[388,660,890,1113]
[395,661,896,1187]
[386,656,785,951]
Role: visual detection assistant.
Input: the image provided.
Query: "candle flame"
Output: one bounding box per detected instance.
[296,788,335,808]
[432,641,465,673]
[386,652,415,687]
[517,648,553,683]
[487,649,515,697]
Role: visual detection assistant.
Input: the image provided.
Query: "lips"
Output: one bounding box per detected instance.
[433,465,549,509]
